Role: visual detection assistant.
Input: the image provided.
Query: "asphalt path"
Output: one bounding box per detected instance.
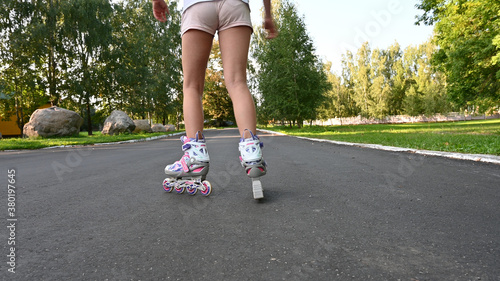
[1,128,499,280]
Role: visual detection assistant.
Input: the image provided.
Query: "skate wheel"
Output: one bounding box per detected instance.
[174,183,185,194]
[163,178,174,193]
[186,183,198,195]
[200,181,212,196]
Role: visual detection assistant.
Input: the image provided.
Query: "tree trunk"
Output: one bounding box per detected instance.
[86,94,92,136]
[14,75,25,137]
[48,0,58,106]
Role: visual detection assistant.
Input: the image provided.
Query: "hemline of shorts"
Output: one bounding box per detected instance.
[182,22,253,36]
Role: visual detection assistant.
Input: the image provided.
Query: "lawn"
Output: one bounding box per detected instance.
[0,131,180,151]
[260,119,500,156]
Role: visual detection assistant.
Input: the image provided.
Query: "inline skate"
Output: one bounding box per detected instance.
[239,129,267,199]
[163,132,212,196]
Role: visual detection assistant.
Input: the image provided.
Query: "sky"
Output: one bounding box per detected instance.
[248,0,435,74]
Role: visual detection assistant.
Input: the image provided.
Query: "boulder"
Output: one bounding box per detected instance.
[133,120,151,133]
[151,123,167,132]
[23,106,83,138]
[165,124,176,132]
[101,110,135,135]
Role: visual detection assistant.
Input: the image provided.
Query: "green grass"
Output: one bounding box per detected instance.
[0,131,181,151]
[260,119,500,155]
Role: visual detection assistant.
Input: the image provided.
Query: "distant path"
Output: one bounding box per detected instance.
[1,128,499,280]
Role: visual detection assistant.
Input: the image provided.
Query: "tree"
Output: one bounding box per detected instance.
[203,40,234,126]
[253,0,330,127]
[369,48,391,118]
[403,85,423,116]
[0,0,184,135]
[60,0,113,135]
[340,51,360,118]
[149,0,182,125]
[41,0,63,106]
[323,40,449,119]
[318,61,357,121]
[109,0,182,124]
[0,0,48,134]
[416,0,500,112]
[351,42,372,117]
[387,42,406,115]
[415,41,449,115]
[399,41,449,116]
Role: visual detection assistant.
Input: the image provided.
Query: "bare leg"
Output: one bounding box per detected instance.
[181,30,214,139]
[218,26,255,138]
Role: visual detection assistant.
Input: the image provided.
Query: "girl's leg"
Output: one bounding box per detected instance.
[220,26,266,199]
[181,30,214,139]
[218,26,255,138]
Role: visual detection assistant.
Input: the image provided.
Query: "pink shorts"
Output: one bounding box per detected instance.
[181,0,253,36]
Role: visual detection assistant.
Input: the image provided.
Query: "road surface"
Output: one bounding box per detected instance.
[1,128,499,280]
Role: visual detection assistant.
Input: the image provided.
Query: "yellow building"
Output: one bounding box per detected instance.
[0,103,52,137]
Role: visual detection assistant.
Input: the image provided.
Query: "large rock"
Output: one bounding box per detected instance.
[101,110,135,135]
[165,124,176,132]
[23,106,83,137]
[133,120,151,133]
[151,123,167,132]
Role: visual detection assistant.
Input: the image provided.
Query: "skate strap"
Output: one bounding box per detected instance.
[180,155,191,173]
[182,132,205,143]
[182,143,192,151]
[195,131,205,142]
[240,129,263,148]
[181,133,206,151]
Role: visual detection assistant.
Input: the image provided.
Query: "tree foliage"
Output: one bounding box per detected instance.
[252,0,330,127]
[0,0,51,132]
[59,0,113,134]
[320,40,448,120]
[416,0,500,112]
[0,0,183,135]
[108,0,182,124]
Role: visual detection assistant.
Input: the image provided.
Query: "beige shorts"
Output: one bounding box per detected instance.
[181,0,253,36]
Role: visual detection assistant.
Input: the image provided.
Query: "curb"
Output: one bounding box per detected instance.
[257,129,500,165]
[43,132,186,150]
[2,132,185,152]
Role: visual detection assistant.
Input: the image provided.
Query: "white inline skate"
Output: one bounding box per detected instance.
[239,129,267,199]
[163,132,212,196]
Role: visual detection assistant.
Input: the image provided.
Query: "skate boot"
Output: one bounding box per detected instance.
[163,131,212,196]
[239,129,267,199]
